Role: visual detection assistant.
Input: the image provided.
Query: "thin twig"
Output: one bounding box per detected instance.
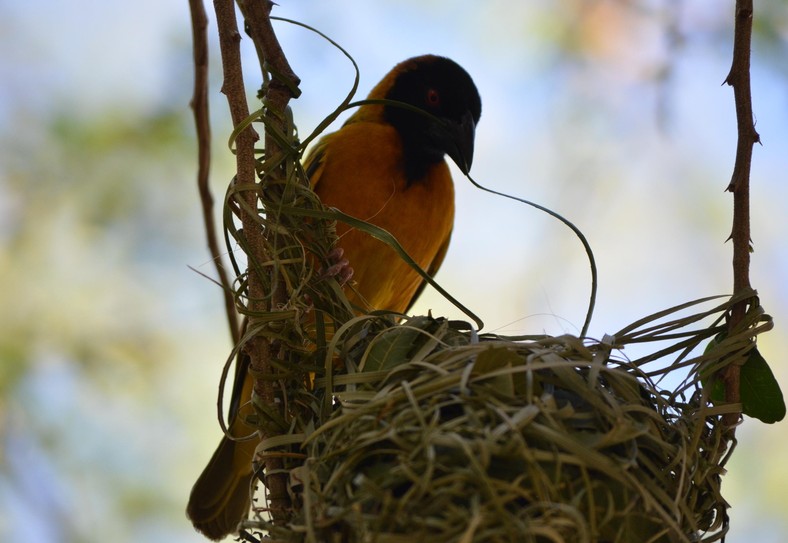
[189,0,241,345]
[237,0,302,524]
[214,0,302,526]
[240,1,301,107]
[722,0,760,426]
[213,0,281,522]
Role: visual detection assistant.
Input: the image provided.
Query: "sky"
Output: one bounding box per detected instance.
[1,1,787,542]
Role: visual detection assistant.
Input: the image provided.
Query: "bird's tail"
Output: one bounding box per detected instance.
[186,434,256,541]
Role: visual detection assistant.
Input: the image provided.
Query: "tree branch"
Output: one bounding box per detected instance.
[213,0,282,522]
[189,0,241,346]
[236,0,302,525]
[722,0,760,426]
[213,0,302,527]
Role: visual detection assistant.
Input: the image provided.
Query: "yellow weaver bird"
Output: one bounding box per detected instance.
[187,54,481,540]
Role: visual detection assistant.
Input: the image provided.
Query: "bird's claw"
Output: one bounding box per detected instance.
[321,247,354,286]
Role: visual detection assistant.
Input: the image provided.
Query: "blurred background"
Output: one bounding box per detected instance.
[1,1,786,541]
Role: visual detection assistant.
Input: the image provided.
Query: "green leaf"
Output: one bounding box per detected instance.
[701,334,785,423]
[473,347,524,397]
[700,333,727,403]
[741,346,786,424]
[361,316,439,373]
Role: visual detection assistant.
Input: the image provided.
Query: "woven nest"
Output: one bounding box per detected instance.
[241,292,770,543]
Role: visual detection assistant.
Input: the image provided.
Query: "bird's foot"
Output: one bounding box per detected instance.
[320,247,354,286]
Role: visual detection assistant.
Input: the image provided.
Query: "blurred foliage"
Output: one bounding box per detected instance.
[0,108,196,392]
[0,101,218,541]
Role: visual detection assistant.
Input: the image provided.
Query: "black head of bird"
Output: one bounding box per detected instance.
[382,55,482,180]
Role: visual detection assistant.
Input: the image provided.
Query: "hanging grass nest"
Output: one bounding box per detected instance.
[247,291,774,543]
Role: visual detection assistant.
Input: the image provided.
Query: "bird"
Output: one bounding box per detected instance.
[186,54,481,540]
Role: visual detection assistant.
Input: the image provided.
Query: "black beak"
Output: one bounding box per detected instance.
[437,110,477,175]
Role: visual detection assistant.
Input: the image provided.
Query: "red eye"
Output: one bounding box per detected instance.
[426,88,440,106]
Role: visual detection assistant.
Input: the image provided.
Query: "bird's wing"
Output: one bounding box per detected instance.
[303,131,334,189]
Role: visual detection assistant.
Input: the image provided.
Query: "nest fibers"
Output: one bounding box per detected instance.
[241,293,770,543]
